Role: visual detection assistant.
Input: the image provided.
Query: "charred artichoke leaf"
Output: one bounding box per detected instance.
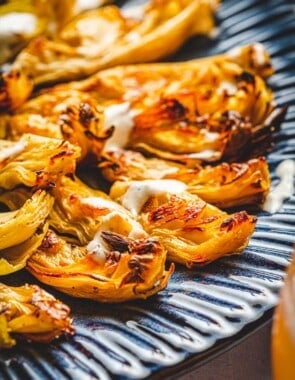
[0,282,74,348]
[0,70,34,112]
[0,190,54,250]
[49,175,148,245]
[12,0,219,85]
[27,229,173,302]
[6,96,113,159]
[0,0,111,65]
[100,150,270,209]
[110,180,257,267]
[57,42,273,104]
[0,134,80,190]
[0,222,48,275]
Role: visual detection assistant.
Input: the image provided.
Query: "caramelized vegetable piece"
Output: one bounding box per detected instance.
[0,222,48,275]
[27,175,173,302]
[0,282,74,348]
[27,229,173,303]
[12,0,219,85]
[6,96,113,160]
[0,134,80,190]
[0,70,34,112]
[0,0,111,65]
[0,190,53,251]
[100,151,270,208]
[110,180,257,267]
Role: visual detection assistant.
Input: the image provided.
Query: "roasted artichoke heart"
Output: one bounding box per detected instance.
[100,151,270,208]
[0,70,34,112]
[0,134,80,190]
[0,190,53,251]
[6,96,114,160]
[0,0,111,65]
[0,282,73,348]
[12,0,219,85]
[24,174,173,302]
[27,229,173,302]
[49,175,147,245]
[110,180,257,267]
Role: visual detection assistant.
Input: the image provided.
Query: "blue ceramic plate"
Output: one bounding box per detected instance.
[1,0,294,379]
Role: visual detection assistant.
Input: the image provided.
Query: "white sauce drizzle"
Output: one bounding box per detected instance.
[102,102,135,152]
[0,13,37,39]
[218,81,237,96]
[188,149,221,160]
[86,203,146,264]
[81,196,118,211]
[121,5,145,20]
[200,129,220,142]
[74,0,104,13]
[0,139,27,162]
[121,179,187,216]
[263,159,295,213]
[252,42,267,66]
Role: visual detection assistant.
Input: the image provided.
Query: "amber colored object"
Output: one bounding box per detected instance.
[272,254,295,379]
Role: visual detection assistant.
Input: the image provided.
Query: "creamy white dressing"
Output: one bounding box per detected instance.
[121,5,145,20]
[0,13,37,39]
[218,81,237,96]
[263,159,295,213]
[252,42,267,66]
[81,196,118,211]
[0,139,27,162]
[126,31,141,43]
[86,208,146,263]
[121,179,187,216]
[74,0,104,13]
[102,102,135,151]
[188,149,221,160]
[200,129,220,142]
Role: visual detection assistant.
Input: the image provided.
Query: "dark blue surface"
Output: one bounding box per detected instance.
[0,0,295,379]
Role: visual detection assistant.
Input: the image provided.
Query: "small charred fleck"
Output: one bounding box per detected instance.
[220,217,235,231]
[237,71,255,85]
[79,103,95,124]
[101,231,130,253]
[40,230,59,251]
[162,98,187,119]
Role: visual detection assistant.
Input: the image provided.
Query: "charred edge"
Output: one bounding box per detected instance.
[101,231,130,253]
[236,71,255,85]
[40,230,59,250]
[79,103,96,125]
[161,98,187,119]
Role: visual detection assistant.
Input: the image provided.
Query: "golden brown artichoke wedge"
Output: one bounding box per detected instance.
[26,175,173,302]
[110,180,257,267]
[0,70,34,112]
[48,175,146,245]
[0,134,80,190]
[0,0,111,65]
[3,46,278,163]
[12,0,219,85]
[0,222,48,276]
[100,150,270,209]
[0,282,74,348]
[55,43,273,102]
[27,228,173,303]
[0,190,53,251]
[6,97,113,160]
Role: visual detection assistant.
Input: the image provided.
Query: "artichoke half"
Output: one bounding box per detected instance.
[110,180,257,267]
[11,0,219,85]
[100,150,270,209]
[27,176,173,302]
[0,190,53,275]
[0,282,73,348]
